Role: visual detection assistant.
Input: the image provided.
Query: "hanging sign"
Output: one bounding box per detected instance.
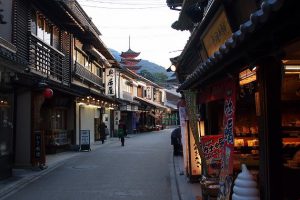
[105,68,115,96]
[202,9,232,57]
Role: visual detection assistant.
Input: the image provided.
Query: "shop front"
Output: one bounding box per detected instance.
[34,90,75,155]
[0,88,14,179]
[175,1,300,199]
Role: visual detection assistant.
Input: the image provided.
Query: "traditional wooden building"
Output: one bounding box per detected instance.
[169,0,300,199]
[0,0,119,177]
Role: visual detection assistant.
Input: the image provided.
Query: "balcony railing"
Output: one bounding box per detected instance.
[73,62,103,87]
[29,34,65,83]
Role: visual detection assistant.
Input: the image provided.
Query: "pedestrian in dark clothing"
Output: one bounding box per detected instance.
[171,127,182,156]
[99,122,107,144]
[118,122,126,146]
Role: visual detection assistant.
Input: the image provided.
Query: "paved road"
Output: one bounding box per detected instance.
[4,130,173,200]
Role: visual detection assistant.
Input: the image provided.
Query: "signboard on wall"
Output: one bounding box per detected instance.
[114,111,120,130]
[146,86,152,100]
[105,68,115,96]
[202,9,232,57]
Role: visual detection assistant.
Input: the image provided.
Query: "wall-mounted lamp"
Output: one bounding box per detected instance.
[170,65,176,72]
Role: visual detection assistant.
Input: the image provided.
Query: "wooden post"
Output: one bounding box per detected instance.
[256,56,283,200]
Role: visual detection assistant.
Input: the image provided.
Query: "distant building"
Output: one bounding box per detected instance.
[120,36,141,73]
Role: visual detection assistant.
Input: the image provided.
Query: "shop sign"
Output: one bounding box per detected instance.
[146,86,152,100]
[32,130,45,166]
[178,105,188,171]
[80,130,91,151]
[218,80,236,200]
[187,125,202,176]
[201,135,224,176]
[105,68,115,96]
[114,111,120,130]
[202,9,232,57]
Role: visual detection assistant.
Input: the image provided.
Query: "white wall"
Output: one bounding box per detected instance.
[76,104,97,145]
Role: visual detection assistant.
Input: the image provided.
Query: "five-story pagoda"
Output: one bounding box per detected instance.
[120,36,141,73]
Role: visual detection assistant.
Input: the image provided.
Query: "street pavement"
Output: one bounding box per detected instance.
[0,129,202,200]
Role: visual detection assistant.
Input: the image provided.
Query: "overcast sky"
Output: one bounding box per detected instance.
[77,0,190,68]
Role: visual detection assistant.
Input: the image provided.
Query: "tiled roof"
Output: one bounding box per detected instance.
[177,0,284,91]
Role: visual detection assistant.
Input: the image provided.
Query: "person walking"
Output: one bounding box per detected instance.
[118,121,126,146]
[99,122,107,144]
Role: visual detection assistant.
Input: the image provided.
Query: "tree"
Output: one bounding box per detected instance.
[138,69,155,82]
[153,72,168,85]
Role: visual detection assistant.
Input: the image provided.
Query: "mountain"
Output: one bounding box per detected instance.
[109,49,174,77]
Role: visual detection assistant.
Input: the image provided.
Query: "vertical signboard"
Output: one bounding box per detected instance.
[105,68,115,96]
[187,124,202,177]
[114,110,120,131]
[146,86,152,100]
[80,130,91,151]
[32,131,45,167]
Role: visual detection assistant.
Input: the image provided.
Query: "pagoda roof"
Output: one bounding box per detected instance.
[121,48,140,58]
[120,58,141,66]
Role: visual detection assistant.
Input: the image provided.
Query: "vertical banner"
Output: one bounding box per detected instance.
[218,80,236,200]
[105,68,115,96]
[178,101,188,171]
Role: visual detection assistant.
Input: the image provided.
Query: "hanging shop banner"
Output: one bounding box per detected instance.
[105,68,115,96]
[218,80,237,200]
[80,130,91,151]
[178,100,188,171]
[201,135,224,177]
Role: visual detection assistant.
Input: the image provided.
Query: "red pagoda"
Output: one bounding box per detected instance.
[120,36,141,73]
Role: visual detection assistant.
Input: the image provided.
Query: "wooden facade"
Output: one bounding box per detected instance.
[172,0,300,199]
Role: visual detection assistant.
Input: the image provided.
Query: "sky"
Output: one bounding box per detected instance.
[77,0,190,68]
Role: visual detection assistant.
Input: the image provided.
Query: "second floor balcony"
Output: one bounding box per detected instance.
[29,34,65,84]
[73,62,103,88]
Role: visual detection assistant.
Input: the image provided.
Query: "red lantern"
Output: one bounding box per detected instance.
[43,88,53,98]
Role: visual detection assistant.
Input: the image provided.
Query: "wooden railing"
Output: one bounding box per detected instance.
[29,34,65,83]
[73,62,103,87]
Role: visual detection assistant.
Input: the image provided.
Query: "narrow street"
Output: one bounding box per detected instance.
[4,130,173,200]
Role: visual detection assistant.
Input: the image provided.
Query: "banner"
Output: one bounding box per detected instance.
[218,80,236,200]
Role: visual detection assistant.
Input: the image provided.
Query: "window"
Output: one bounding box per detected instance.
[74,38,90,69]
[31,11,60,50]
[91,62,102,78]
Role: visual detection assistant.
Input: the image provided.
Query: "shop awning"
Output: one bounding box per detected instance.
[134,96,168,110]
[177,0,284,91]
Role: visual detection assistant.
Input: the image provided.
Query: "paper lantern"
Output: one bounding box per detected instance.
[43,88,53,98]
